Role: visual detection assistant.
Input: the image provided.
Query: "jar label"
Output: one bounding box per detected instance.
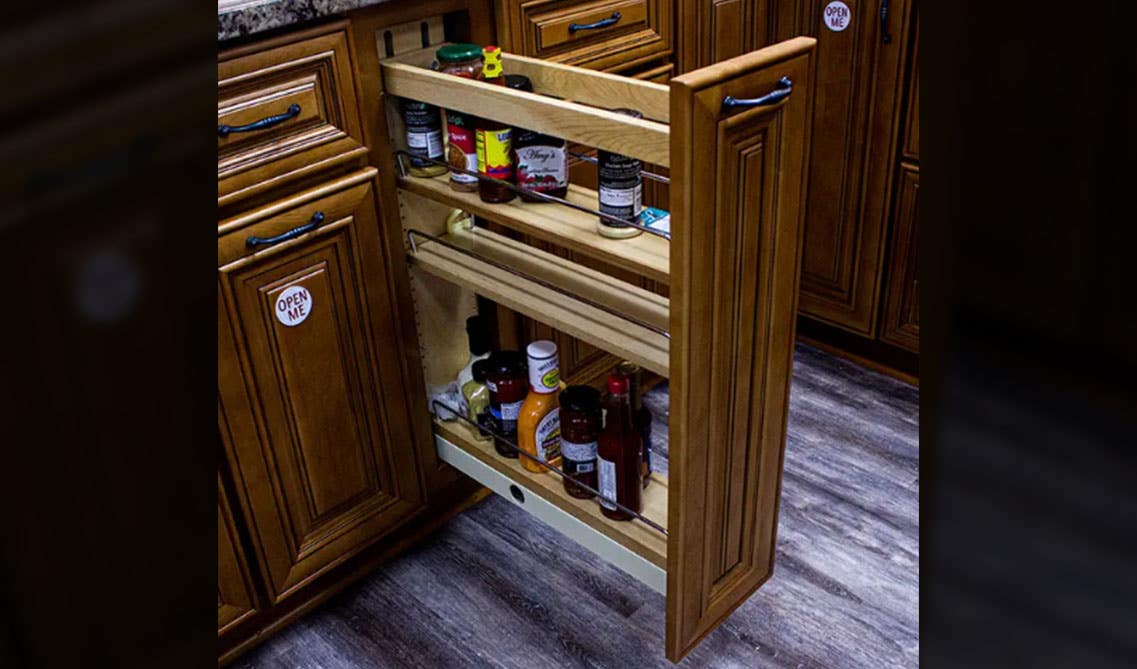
[476,128,513,181]
[527,354,560,393]
[516,145,567,192]
[535,409,560,462]
[598,457,617,510]
[562,439,597,463]
[447,114,478,184]
[599,184,643,225]
[407,129,444,166]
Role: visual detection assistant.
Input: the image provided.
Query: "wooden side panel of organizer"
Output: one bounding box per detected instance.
[666,37,815,662]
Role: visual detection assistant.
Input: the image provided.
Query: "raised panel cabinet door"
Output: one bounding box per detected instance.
[774,0,913,335]
[880,163,918,351]
[218,471,258,635]
[218,170,427,603]
[668,37,815,661]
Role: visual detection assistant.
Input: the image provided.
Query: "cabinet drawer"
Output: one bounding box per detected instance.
[506,0,671,69]
[218,23,367,208]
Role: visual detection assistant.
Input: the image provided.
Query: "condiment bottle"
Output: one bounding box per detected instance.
[475,46,515,203]
[456,315,491,417]
[560,385,601,499]
[506,75,568,202]
[436,43,484,192]
[617,361,653,488]
[517,340,564,473]
[485,350,527,456]
[597,108,644,237]
[597,373,643,520]
[402,99,447,177]
[461,359,492,442]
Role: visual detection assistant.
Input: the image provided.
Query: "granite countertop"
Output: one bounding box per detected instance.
[218,0,393,41]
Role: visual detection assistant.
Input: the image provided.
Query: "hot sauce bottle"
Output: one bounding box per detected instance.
[560,385,601,499]
[597,373,643,520]
[517,340,564,473]
[475,46,515,203]
[485,350,528,457]
[617,361,653,488]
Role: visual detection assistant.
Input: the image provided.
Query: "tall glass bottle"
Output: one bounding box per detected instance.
[597,374,643,521]
[617,361,652,488]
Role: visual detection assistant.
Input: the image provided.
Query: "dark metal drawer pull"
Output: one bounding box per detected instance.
[569,12,621,32]
[246,211,324,249]
[218,103,301,138]
[722,77,793,113]
[880,0,892,43]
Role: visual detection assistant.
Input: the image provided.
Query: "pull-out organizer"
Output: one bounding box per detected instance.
[379,39,817,662]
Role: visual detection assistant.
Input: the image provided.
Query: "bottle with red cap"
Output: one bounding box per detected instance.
[597,373,643,521]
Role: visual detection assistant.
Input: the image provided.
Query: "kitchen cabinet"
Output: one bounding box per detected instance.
[379,36,815,661]
[218,170,429,603]
[218,471,258,635]
[880,162,918,350]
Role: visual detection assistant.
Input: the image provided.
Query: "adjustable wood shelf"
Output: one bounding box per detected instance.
[380,37,818,662]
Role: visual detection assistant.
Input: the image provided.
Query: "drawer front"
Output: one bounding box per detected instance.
[510,0,671,69]
[218,24,367,207]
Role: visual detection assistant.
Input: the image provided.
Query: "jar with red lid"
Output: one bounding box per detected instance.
[484,350,528,457]
[436,44,484,192]
[559,385,602,499]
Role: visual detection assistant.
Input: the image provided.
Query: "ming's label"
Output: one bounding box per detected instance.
[275,285,312,327]
[516,145,567,192]
[476,128,513,181]
[598,457,617,510]
[535,408,561,462]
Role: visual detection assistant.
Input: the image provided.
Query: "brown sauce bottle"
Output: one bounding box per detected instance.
[597,374,643,520]
[559,385,602,499]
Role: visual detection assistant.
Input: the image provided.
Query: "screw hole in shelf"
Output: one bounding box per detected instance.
[509,485,525,504]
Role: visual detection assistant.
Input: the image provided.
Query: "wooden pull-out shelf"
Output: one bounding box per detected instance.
[409,225,669,376]
[434,420,668,589]
[398,173,670,285]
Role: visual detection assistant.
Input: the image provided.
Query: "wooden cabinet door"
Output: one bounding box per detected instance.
[218,171,427,603]
[218,471,258,635]
[880,163,918,350]
[774,0,913,335]
[668,37,815,661]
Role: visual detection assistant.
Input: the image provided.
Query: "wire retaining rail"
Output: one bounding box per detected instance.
[394,150,671,240]
[431,399,667,536]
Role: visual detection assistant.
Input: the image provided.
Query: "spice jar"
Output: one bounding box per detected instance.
[475,46,515,203]
[559,385,602,499]
[506,75,569,203]
[597,108,644,237]
[437,44,484,192]
[402,99,447,177]
[485,350,528,457]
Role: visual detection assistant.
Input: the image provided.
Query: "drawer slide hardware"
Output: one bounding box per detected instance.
[432,399,667,535]
[395,151,670,240]
[218,103,301,138]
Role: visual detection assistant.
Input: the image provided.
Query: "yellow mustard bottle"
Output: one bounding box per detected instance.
[517,340,564,473]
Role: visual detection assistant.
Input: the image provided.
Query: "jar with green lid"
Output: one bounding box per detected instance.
[437,43,485,191]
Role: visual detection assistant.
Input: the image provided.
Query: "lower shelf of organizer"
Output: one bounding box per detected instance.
[433,419,668,594]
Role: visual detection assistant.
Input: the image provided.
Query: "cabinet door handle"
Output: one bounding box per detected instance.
[246,211,324,249]
[722,77,793,113]
[218,103,301,138]
[880,0,892,43]
[569,12,621,32]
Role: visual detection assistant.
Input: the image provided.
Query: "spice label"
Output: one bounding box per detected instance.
[535,409,561,462]
[516,146,568,191]
[598,457,617,510]
[446,114,478,184]
[407,129,444,161]
[274,285,312,327]
[823,1,851,32]
[476,128,514,181]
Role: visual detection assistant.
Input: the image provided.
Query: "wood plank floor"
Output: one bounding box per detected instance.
[234,343,919,668]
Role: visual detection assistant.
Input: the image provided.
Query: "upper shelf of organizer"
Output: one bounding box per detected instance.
[380,48,671,167]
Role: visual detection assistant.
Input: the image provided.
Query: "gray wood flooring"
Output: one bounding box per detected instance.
[234,343,919,668]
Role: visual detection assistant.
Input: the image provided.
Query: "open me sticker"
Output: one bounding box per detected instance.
[824,0,851,31]
[275,285,312,327]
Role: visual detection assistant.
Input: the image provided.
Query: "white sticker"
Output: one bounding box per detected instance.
[275,285,312,327]
[823,0,851,32]
[598,457,617,510]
